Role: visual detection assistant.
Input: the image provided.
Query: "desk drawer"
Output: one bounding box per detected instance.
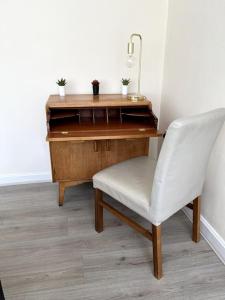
[50,140,102,181]
[101,138,149,169]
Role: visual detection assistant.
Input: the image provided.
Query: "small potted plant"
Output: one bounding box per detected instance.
[92,80,100,96]
[121,78,131,95]
[56,78,67,97]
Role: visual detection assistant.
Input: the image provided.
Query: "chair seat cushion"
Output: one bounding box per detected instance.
[93,156,157,221]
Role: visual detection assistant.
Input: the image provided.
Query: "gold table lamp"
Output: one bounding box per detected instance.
[127,33,145,101]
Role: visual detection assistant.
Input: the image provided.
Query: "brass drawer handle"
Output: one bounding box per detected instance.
[106,140,111,151]
[93,141,98,152]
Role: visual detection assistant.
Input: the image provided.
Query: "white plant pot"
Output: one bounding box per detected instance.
[59,86,65,97]
[122,85,128,95]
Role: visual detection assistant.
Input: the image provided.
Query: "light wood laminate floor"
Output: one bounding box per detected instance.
[0,183,225,300]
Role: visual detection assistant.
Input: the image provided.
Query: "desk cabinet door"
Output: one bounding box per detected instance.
[101,138,149,169]
[50,141,102,181]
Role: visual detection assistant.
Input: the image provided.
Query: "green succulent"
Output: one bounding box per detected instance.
[56,78,67,86]
[122,78,131,86]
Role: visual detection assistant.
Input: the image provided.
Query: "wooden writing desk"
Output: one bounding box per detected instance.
[46,94,159,206]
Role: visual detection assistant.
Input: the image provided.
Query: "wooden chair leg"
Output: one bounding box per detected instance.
[152,224,162,279]
[95,189,103,233]
[192,197,201,242]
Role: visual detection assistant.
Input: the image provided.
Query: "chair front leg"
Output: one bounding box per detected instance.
[152,224,162,279]
[192,197,201,242]
[95,188,104,233]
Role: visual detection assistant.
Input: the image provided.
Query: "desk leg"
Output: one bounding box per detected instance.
[58,180,92,206]
[59,182,65,206]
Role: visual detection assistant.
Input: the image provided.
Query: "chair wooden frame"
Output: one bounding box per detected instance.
[95,188,200,279]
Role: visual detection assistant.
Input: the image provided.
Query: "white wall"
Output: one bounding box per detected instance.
[160,0,225,241]
[0,0,168,184]
[1,0,225,260]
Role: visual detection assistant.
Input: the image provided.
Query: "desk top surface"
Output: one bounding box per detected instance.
[47,94,152,109]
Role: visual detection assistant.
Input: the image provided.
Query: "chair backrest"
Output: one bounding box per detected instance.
[150,108,225,225]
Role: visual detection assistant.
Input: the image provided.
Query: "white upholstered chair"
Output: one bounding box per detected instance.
[93,109,225,279]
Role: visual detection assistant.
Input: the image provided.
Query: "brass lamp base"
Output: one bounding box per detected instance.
[128,94,146,101]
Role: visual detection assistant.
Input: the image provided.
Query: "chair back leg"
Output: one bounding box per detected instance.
[192,197,201,242]
[152,224,162,279]
[95,189,104,233]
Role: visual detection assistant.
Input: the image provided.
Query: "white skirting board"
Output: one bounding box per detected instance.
[0,173,52,186]
[183,207,225,265]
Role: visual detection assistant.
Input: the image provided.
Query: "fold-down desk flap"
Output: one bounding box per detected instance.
[46,128,161,142]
